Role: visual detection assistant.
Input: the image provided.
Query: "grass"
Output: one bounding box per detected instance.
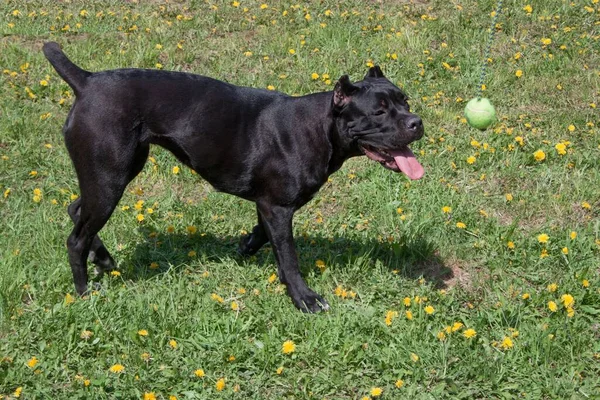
[0,0,599,398]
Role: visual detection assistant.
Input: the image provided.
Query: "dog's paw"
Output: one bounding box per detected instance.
[290,288,330,313]
[237,233,265,257]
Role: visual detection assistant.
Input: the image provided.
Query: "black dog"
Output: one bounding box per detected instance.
[43,42,424,312]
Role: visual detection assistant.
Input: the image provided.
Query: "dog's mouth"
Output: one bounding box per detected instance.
[360,144,424,180]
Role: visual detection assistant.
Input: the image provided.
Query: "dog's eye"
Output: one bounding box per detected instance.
[373,110,386,116]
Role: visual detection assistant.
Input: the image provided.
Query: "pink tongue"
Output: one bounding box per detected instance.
[390,148,425,180]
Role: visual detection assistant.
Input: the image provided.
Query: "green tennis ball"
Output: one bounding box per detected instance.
[464,97,496,130]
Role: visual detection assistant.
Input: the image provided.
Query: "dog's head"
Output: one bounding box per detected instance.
[333,66,424,180]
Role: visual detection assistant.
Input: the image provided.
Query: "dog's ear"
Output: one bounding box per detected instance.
[333,75,359,108]
[365,65,385,79]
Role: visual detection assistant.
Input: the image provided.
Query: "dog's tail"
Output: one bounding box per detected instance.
[43,42,91,95]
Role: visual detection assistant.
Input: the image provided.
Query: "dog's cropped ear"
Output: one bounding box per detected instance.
[333,75,359,108]
[365,65,385,79]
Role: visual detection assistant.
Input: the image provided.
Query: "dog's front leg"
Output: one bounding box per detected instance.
[257,202,329,313]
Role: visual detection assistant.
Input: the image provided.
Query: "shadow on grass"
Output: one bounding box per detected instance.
[118,226,454,289]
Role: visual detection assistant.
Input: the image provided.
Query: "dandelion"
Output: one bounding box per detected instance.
[547,283,558,292]
[466,156,476,164]
[65,293,75,305]
[581,201,591,210]
[231,301,239,311]
[437,331,447,341]
[315,259,326,272]
[533,149,546,161]
[371,387,382,397]
[276,366,284,374]
[14,387,22,397]
[405,310,413,320]
[172,166,180,174]
[288,48,296,55]
[560,294,574,308]
[403,297,411,307]
[215,378,225,391]
[567,124,575,132]
[186,225,197,234]
[136,214,145,222]
[268,273,277,284]
[566,307,575,318]
[537,234,549,244]
[410,353,419,362]
[541,38,552,45]
[582,279,590,288]
[500,337,514,350]
[515,70,523,78]
[109,364,125,373]
[523,5,532,13]
[395,379,404,388]
[282,340,296,354]
[144,393,156,400]
[561,247,569,255]
[194,369,205,377]
[26,356,39,369]
[442,206,452,213]
[80,330,93,340]
[456,222,466,229]
[110,270,121,277]
[548,301,558,312]
[210,293,224,303]
[424,305,435,315]
[169,339,178,349]
[522,293,530,300]
[138,329,148,337]
[507,241,515,249]
[463,328,477,338]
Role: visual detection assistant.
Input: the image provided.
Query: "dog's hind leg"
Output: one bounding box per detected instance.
[65,127,149,295]
[238,206,269,256]
[67,198,116,276]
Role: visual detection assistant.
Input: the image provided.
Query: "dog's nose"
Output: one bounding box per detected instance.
[406,116,423,138]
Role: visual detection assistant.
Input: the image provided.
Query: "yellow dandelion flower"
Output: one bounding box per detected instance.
[395,379,404,388]
[548,301,558,312]
[282,340,296,354]
[288,49,296,55]
[211,293,223,303]
[371,387,382,397]
[410,353,419,362]
[466,156,476,164]
[515,70,523,78]
[442,206,452,213]
[27,356,39,369]
[231,301,239,311]
[64,293,75,305]
[138,329,148,337]
[169,339,178,349]
[507,241,515,249]
[110,270,121,277]
[547,283,558,292]
[172,166,180,174]
[451,322,463,332]
[581,201,591,210]
[215,378,225,391]
[500,336,514,349]
[403,297,411,307]
[194,369,205,377]
[268,273,278,284]
[567,124,575,132]
[463,328,477,338]
[522,293,530,300]
[437,331,446,341]
[537,234,549,244]
[144,393,156,400]
[561,247,569,255]
[109,363,125,373]
[560,294,574,308]
[136,214,145,222]
[566,307,575,318]
[456,222,466,229]
[276,366,284,374]
[424,305,435,315]
[405,310,413,320]
[523,5,532,13]
[533,149,546,161]
[541,38,552,45]
[582,279,589,288]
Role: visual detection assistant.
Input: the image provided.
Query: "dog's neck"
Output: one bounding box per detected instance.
[298,91,363,176]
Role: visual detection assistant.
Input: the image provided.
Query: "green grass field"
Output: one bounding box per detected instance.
[1,0,599,398]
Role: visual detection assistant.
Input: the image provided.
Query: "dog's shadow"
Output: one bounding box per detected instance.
[117,226,454,290]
